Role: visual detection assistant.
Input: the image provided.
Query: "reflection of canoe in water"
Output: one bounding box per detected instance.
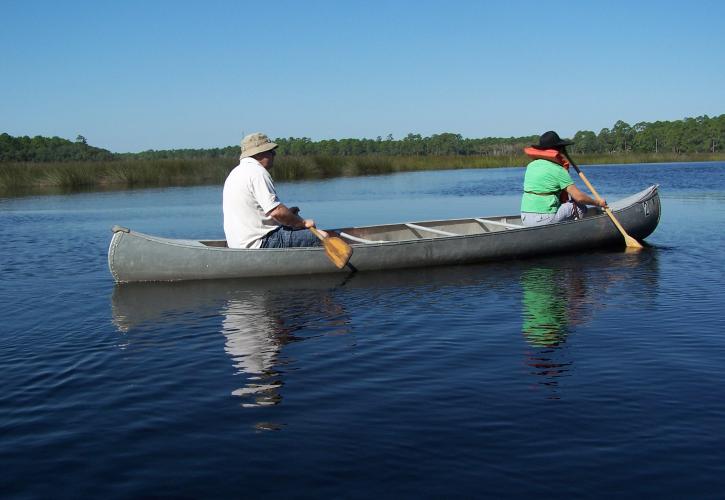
[108,185,660,282]
[111,249,660,332]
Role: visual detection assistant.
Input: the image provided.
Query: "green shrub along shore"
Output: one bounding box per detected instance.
[2,151,724,195]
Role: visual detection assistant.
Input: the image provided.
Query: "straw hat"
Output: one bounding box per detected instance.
[240,132,278,158]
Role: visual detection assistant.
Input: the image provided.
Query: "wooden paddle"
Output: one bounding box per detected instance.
[308,227,353,268]
[563,152,644,249]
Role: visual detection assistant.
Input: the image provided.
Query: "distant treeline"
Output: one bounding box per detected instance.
[2,114,724,162]
[0,134,114,162]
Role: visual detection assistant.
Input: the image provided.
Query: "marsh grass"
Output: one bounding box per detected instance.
[350,157,395,175]
[43,164,98,189]
[0,158,235,194]
[567,152,724,165]
[104,159,228,187]
[0,164,33,192]
[2,152,724,195]
[271,157,309,181]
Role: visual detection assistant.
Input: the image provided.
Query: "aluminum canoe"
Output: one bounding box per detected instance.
[108,184,660,283]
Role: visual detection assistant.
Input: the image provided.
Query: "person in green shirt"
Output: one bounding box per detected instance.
[520,131,607,226]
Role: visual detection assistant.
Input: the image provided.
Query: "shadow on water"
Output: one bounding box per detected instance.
[518,248,660,398]
[111,248,661,407]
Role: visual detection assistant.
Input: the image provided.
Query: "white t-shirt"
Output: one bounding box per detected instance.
[223,158,281,249]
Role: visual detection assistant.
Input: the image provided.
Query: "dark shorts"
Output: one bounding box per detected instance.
[260,226,322,248]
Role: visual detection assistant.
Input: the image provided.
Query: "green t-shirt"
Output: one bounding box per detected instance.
[520,159,574,213]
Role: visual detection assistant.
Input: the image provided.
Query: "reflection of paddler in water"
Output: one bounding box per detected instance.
[221,292,291,407]
[519,251,659,396]
[520,251,654,348]
[221,286,350,408]
[521,267,572,347]
[111,277,351,409]
[520,265,590,396]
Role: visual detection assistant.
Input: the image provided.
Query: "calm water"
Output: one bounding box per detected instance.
[2,163,725,498]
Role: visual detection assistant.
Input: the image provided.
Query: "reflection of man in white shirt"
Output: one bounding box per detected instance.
[223,132,327,249]
[222,295,278,376]
[221,294,282,406]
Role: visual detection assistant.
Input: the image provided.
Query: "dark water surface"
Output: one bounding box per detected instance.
[2,163,724,498]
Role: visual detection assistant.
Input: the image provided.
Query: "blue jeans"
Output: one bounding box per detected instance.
[260,226,322,248]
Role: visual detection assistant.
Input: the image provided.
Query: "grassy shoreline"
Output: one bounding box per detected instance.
[2,153,724,195]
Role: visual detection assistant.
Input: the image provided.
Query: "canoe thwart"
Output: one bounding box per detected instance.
[339,232,388,244]
[405,223,459,237]
[474,218,524,230]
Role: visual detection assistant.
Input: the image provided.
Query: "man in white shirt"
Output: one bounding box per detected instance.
[223,132,327,249]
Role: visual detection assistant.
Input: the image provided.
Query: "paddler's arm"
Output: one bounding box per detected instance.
[267,204,329,236]
[566,184,607,208]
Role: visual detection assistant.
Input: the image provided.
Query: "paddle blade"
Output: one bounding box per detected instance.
[623,234,644,249]
[323,237,353,268]
[604,208,644,249]
[570,161,644,250]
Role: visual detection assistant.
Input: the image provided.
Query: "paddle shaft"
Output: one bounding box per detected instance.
[307,226,325,241]
[564,153,644,249]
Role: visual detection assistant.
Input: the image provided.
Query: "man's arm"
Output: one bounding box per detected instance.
[566,184,607,207]
[267,203,316,229]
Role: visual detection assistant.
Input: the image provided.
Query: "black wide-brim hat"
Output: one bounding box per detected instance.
[531,130,574,150]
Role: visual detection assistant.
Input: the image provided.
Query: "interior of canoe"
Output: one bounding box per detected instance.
[335,216,525,244]
[198,209,606,247]
[337,206,607,244]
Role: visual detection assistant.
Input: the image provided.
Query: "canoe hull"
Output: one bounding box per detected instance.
[108,185,660,282]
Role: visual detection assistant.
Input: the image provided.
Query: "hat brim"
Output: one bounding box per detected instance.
[241,141,278,158]
[531,139,574,150]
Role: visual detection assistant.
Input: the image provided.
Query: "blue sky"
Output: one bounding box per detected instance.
[2,0,724,152]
